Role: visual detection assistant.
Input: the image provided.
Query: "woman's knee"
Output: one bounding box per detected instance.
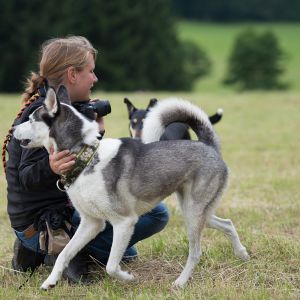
[148,202,169,228]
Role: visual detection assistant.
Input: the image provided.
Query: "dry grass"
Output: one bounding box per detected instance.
[0,91,300,299]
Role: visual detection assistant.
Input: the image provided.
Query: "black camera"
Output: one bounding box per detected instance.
[72,100,111,120]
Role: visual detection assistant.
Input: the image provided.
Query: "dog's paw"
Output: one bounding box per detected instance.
[117,270,135,282]
[40,277,58,290]
[172,277,187,288]
[235,246,250,261]
[107,266,135,282]
[124,272,135,282]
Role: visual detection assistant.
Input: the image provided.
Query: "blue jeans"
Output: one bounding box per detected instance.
[15,227,40,253]
[15,203,169,263]
[72,202,169,263]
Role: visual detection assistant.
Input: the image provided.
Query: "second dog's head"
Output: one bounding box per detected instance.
[124,97,158,139]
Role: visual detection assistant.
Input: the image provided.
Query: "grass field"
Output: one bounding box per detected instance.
[178,22,300,92]
[0,22,300,299]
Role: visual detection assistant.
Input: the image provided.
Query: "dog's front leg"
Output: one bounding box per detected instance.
[106,215,138,282]
[41,216,105,290]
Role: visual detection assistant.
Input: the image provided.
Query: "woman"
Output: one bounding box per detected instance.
[5,36,169,283]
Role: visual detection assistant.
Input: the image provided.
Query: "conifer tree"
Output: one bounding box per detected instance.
[0,0,210,92]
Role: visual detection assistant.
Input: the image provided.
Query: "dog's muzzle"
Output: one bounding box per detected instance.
[20,139,31,147]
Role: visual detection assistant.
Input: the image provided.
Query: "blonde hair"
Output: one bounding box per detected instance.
[22,36,97,103]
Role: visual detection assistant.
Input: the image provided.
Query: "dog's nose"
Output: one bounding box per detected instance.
[97,129,105,140]
[134,130,142,138]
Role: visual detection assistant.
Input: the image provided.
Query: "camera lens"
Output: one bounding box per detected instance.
[72,102,95,120]
[92,100,111,117]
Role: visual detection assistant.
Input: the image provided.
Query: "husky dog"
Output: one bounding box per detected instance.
[14,87,249,289]
[124,97,223,139]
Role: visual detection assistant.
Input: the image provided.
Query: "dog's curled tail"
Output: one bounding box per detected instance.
[142,98,220,153]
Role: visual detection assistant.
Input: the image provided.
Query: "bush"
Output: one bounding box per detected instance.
[224,29,287,90]
[180,41,212,87]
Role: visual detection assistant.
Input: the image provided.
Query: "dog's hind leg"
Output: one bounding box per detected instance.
[173,192,207,288]
[206,215,249,261]
[174,208,206,288]
[173,168,231,287]
[106,215,138,282]
[41,216,105,290]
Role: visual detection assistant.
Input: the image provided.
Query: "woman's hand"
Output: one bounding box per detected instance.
[49,148,76,175]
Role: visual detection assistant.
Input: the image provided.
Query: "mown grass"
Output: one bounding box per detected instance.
[0,20,299,300]
[0,90,299,299]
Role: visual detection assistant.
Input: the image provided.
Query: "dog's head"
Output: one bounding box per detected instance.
[14,86,100,152]
[124,97,157,139]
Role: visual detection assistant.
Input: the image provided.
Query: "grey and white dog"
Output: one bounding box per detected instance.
[14,87,249,289]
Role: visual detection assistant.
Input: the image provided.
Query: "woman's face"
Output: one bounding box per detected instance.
[68,52,98,101]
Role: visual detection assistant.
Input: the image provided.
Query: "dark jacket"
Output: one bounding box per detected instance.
[6,91,68,230]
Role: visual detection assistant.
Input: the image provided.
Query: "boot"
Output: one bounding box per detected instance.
[62,251,92,284]
[12,238,45,272]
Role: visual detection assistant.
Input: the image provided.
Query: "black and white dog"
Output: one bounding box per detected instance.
[124,97,223,140]
[14,87,249,289]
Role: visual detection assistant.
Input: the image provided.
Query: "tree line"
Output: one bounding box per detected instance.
[171,0,300,21]
[0,0,209,93]
[0,0,289,92]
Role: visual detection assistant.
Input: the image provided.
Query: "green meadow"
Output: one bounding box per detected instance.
[178,22,300,92]
[0,22,299,299]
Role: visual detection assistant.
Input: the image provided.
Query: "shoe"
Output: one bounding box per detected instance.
[62,251,92,284]
[122,246,138,263]
[12,238,45,272]
[44,254,57,266]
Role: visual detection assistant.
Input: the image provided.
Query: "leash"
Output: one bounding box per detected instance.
[18,270,35,290]
[0,263,33,290]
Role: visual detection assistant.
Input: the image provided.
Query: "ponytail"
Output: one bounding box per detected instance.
[22,72,46,104]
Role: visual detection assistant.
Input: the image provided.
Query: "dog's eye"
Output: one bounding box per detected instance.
[133,118,137,124]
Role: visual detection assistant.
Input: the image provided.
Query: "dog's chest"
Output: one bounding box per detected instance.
[66,138,122,220]
[67,180,113,220]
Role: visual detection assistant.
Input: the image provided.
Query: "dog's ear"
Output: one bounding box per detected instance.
[146,98,158,111]
[45,88,60,117]
[56,85,71,105]
[124,98,137,119]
